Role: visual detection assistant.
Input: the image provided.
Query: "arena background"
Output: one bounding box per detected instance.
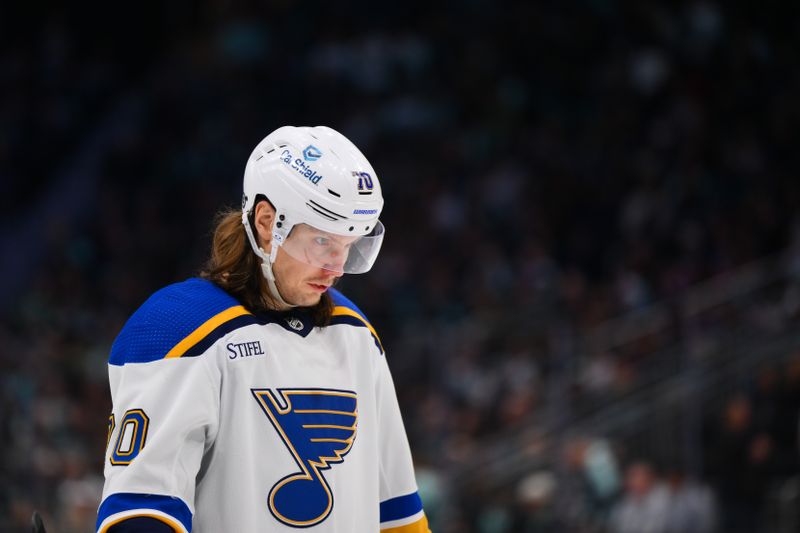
[2,1,800,532]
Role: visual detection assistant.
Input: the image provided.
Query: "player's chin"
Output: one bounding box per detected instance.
[296,290,323,307]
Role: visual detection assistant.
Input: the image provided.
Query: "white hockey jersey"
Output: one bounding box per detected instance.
[96,278,429,533]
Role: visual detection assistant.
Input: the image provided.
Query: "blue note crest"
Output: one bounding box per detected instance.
[252,388,358,527]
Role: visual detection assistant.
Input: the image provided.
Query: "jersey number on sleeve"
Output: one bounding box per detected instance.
[108,409,150,466]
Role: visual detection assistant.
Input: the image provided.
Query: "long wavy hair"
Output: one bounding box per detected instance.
[199,206,333,326]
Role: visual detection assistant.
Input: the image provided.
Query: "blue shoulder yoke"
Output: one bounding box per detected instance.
[109,278,251,366]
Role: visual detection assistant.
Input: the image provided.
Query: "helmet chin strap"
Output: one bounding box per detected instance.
[261,242,297,309]
[242,211,298,309]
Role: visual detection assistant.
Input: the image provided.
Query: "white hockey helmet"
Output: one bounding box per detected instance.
[241,126,385,303]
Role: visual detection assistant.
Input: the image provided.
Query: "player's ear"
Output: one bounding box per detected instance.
[254,200,275,248]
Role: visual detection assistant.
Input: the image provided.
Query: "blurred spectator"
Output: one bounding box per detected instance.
[511,470,562,532]
[608,461,670,533]
[556,437,620,532]
[704,394,756,532]
[663,470,716,533]
[55,448,103,533]
[704,389,800,532]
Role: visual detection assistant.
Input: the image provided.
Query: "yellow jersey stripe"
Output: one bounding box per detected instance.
[381,515,431,533]
[331,306,384,352]
[98,512,184,533]
[164,305,252,359]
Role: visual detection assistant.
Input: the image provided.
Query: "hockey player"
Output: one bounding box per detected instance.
[96,126,430,532]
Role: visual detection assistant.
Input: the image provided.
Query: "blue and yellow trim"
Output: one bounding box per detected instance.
[381,515,431,533]
[380,492,429,532]
[330,306,384,353]
[98,513,183,533]
[109,278,256,366]
[96,493,191,533]
[380,492,424,523]
[164,305,251,359]
[328,288,384,354]
[109,280,386,364]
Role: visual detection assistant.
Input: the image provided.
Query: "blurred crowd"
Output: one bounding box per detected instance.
[2,1,800,531]
[452,356,800,533]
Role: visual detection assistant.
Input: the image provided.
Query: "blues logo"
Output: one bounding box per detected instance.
[252,388,358,527]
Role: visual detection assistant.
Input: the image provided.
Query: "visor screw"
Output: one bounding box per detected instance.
[349,226,354,232]
[279,215,285,221]
[366,226,370,231]
[276,222,283,228]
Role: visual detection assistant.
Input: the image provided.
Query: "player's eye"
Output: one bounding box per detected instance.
[314,237,330,246]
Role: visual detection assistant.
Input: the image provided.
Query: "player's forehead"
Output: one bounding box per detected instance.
[290,223,360,244]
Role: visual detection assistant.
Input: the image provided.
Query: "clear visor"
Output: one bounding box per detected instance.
[279,221,385,275]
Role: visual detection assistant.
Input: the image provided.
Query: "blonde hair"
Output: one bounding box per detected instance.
[200,207,333,325]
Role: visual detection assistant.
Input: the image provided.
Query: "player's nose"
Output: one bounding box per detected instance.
[322,249,348,274]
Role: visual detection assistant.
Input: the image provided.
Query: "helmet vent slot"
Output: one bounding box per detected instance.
[256,155,264,161]
[327,189,341,198]
[306,203,338,221]
[307,200,347,221]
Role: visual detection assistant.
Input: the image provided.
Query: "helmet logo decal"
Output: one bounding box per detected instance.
[303,145,323,162]
[352,171,374,195]
[281,149,323,185]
